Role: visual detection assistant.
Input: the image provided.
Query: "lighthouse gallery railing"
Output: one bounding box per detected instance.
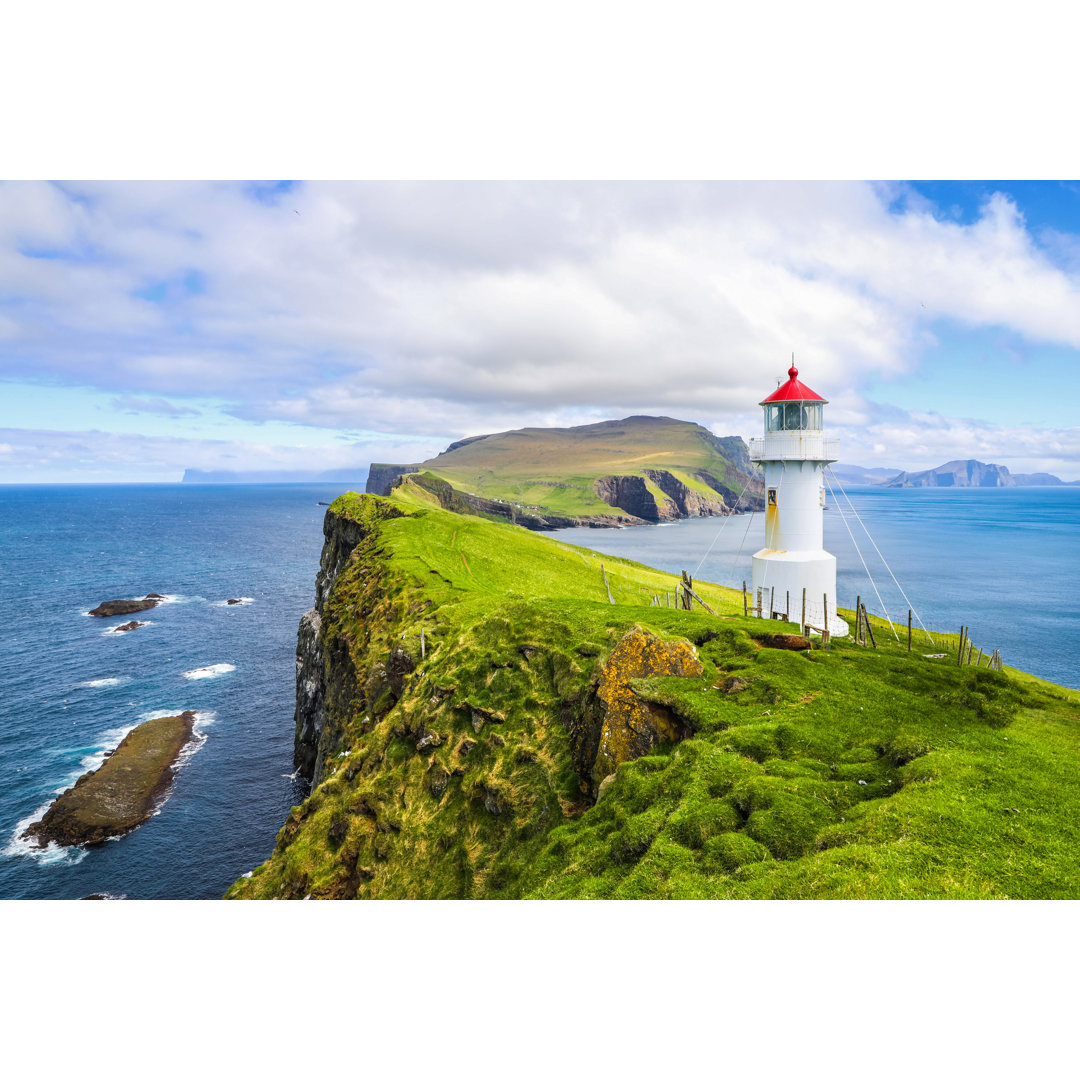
[749,433,838,462]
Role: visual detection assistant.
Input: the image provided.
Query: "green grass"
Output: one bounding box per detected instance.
[227,483,1080,900]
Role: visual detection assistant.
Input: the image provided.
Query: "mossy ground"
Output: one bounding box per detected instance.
[227,484,1080,899]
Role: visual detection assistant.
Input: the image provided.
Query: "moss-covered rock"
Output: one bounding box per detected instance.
[23,712,196,847]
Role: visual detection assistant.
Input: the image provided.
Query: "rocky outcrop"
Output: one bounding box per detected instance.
[642,469,731,517]
[22,712,196,846]
[88,596,162,617]
[365,463,421,496]
[594,475,672,521]
[114,621,145,632]
[573,625,703,795]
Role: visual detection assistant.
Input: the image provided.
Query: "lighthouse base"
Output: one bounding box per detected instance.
[750,548,849,638]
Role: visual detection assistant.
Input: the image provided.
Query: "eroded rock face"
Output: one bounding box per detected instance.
[642,469,729,517]
[583,625,703,793]
[594,475,672,521]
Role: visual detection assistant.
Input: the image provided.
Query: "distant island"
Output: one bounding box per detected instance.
[365,415,764,529]
[879,459,1080,489]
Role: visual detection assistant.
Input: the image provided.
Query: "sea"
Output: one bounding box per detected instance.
[1,482,1077,899]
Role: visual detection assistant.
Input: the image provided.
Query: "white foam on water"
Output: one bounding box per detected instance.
[181,663,236,680]
[174,710,214,771]
[4,803,90,865]
[80,677,126,689]
[214,597,255,606]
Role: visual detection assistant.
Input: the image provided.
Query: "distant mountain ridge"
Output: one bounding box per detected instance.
[880,459,1079,488]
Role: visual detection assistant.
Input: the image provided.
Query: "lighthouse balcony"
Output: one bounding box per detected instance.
[749,433,838,462]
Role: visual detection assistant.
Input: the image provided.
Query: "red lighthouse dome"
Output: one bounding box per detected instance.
[760,365,828,405]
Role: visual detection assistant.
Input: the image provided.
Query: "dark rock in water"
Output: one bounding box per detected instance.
[88,596,162,617]
[114,621,145,632]
[226,598,243,605]
[21,711,197,847]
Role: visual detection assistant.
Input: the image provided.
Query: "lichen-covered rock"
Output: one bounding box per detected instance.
[588,625,703,791]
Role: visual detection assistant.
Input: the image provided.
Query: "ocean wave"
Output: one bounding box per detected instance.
[80,676,127,688]
[4,804,90,866]
[214,596,255,606]
[181,663,236,680]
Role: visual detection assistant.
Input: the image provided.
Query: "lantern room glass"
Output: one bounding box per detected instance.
[765,402,822,433]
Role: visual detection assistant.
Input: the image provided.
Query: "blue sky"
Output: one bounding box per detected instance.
[2,180,1080,481]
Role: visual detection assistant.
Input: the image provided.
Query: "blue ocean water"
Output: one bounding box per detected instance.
[550,486,1080,692]
[0,483,346,899]
[2,482,1077,900]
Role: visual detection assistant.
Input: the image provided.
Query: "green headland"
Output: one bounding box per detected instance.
[227,478,1080,899]
[367,414,764,526]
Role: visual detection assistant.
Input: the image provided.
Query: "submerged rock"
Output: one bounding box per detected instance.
[114,621,145,632]
[226,598,243,605]
[88,596,162,617]
[22,711,197,847]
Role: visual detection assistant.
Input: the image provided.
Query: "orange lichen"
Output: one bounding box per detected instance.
[591,624,703,789]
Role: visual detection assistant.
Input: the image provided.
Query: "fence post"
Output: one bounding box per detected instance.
[742,580,747,617]
[907,609,912,654]
[801,588,806,634]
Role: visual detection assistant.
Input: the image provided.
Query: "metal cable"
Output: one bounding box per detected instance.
[826,467,936,645]
[823,471,899,640]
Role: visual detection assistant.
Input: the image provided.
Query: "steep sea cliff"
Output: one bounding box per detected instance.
[228,483,1080,900]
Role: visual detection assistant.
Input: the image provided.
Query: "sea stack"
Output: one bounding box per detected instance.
[749,363,848,637]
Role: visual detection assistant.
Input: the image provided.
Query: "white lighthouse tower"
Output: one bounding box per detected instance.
[749,363,848,637]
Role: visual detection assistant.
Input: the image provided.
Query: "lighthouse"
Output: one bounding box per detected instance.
[749,364,848,637]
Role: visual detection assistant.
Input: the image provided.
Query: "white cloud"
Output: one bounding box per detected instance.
[0,427,443,483]
[2,181,1080,479]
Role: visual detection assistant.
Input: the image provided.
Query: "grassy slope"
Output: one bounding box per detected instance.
[414,416,748,516]
[228,484,1080,899]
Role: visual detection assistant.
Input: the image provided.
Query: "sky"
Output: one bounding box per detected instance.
[3,179,1080,482]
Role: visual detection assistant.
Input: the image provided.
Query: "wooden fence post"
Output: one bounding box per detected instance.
[861,603,877,648]
[907,609,912,654]
[743,581,747,617]
[801,588,806,634]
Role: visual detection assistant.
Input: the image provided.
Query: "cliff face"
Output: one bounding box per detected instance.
[293,498,407,782]
[365,463,420,496]
[595,467,762,521]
